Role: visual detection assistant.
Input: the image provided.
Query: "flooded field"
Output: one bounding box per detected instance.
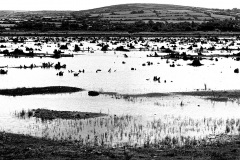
[1,36,240,148]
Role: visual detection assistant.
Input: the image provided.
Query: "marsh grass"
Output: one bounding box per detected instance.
[14,108,107,121]
[15,109,34,119]
[102,90,240,103]
[14,113,240,149]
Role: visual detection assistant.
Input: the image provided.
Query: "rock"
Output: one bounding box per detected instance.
[88,91,100,96]
[234,68,239,73]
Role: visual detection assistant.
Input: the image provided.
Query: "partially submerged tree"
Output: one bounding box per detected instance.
[74,44,81,52]
[53,49,61,58]
[101,44,109,51]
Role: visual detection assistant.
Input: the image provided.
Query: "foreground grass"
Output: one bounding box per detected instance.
[1,131,240,160]
[0,86,84,96]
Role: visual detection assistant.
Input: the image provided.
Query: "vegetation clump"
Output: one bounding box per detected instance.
[88,91,100,96]
[15,108,107,121]
[234,68,239,73]
[189,59,203,66]
[0,86,83,96]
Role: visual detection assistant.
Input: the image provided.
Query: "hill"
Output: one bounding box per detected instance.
[72,3,237,24]
[0,3,240,33]
[75,3,198,14]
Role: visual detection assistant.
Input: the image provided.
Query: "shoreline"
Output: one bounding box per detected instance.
[100,90,240,102]
[1,87,239,102]
[1,31,240,37]
[1,131,240,159]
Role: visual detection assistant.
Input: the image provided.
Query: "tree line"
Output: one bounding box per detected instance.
[3,19,240,32]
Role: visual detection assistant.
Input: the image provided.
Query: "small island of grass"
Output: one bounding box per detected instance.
[16,108,107,120]
[0,86,84,96]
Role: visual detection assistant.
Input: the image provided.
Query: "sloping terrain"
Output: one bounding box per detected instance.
[72,3,236,24]
[0,3,239,32]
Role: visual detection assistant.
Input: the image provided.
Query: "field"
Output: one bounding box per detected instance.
[0,3,239,33]
[96,9,231,23]
[84,4,236,24]
[211,13,235,20]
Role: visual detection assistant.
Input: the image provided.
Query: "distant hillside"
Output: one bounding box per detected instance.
[8,10,73,19]
[0,11,15,18]
[72,3,237,24]
[83,3,202,13]
[0,3,240,33]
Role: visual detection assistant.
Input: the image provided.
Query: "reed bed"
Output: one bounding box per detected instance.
[14,113,240,149]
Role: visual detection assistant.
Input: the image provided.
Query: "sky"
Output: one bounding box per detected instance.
[0,0,238,11]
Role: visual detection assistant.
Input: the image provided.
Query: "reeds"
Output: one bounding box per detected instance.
[15,109,34,119]
[14,113,240,149]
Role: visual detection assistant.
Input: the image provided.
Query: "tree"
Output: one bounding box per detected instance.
[101,44,109,51]
[2,49,10,56]
[60,44,68,50]
[53,49,61,58]
[74,44,80,52]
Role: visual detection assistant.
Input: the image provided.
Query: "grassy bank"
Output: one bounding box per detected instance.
[1,131,240,160]
[0,86,84,96]
[100,92,170,98]
[100,90,240,102]
[174,90,240,101]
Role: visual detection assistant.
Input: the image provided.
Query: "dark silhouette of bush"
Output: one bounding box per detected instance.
[74,44,80,52]
[115,46,129,52]
[12,48,24,55]
[88,91,100,96]
[2,49,10,56]
[162,48,174,53]
[190,59,203,66]
[234,68,239,73]
[60,44,68,50]
[101,44,109,51]
[53,49,61,58]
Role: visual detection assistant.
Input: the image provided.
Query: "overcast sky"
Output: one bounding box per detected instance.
[0,0,238,11]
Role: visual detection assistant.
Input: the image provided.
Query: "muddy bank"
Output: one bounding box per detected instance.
[1,131,240,160]
[16,108,107,121]
[0,86,84,96]
[174,90,240,101]
[99,90,240,102]
[100,92,170,98]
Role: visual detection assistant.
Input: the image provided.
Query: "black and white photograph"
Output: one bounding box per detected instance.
[1,0,240,159]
